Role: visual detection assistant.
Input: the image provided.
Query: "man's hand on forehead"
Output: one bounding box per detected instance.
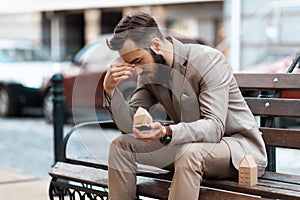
[110,61,135,80]
[103,61,135,98]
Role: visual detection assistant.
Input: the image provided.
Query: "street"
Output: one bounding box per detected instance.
[0,116,118,180]
[1,116,300,181]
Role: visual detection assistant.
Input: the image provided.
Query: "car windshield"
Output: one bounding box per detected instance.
[0,48,49,62]
[74,39,118,72]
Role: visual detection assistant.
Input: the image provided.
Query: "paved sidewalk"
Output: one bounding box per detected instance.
[0,169,49,200]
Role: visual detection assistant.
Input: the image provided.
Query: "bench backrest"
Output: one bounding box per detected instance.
[234,73,300,149]
[62,73,300,174]
[234,73,300,165]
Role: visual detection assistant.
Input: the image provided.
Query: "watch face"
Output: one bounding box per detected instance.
[160,135,172,145]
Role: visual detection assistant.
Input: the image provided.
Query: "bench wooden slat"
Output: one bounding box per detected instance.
[136,178,170,199]
[262,171,300,185]
[257,179,300,200]
[235,73,300,90]
[260,127,300,149]
[49,162,109,188]
[138,177,266,200]
[65,158,108,171]
[199,188,267,200]
[245,97,300,118]
[258,178,300,192]
[203,178,300,200]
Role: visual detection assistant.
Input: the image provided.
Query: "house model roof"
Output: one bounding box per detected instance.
[133,107,153,127]
[240,155,257,168]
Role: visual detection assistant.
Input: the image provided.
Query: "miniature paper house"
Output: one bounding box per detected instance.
[133,107,153,130]
[239,155,258,186]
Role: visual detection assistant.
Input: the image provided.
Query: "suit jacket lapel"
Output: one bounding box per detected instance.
[169,37,189,121]
[156,85,179,121]
[171,67,185,120]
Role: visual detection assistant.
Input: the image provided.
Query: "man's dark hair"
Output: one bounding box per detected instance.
[107,12,164,51]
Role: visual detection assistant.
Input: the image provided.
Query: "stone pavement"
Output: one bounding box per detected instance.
[0,169,49,200]
[0,116,299,200]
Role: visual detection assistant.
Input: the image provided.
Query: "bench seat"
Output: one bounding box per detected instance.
[50,162,280,200]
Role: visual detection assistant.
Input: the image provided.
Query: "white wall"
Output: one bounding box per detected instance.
[224,0,300,69]
[164,2,223,46]
[0,12,42,43]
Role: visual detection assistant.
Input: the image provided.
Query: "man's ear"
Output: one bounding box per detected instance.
[150,38,161,54]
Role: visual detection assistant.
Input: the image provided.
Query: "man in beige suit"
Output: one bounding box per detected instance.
[103,12,267,200]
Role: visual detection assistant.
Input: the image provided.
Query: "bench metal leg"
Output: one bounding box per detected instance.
[49,178,109,200]
[266,147,276,172]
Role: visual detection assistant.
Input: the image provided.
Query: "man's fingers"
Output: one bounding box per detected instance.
[109,63,134,81]
[111,65,134,72]
[112,70,132,79]
[133,128,153,139]
[150,122,162,129]
[111,61,135,70]
[133,127,163,143]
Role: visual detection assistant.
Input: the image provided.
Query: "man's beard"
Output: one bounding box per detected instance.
[141,48,172,87]
[149,47,167,65]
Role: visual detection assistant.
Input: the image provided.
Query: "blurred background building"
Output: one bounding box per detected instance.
[0,0,299,71]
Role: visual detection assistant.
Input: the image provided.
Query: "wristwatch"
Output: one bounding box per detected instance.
[160,125,172,145]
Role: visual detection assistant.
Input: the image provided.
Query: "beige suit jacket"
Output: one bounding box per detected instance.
[105,37,268,176]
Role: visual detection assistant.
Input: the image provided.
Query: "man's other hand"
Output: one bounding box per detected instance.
[133,122,166,142]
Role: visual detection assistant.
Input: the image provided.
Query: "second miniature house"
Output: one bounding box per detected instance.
[239,155,258,186]
[133,107,153,129]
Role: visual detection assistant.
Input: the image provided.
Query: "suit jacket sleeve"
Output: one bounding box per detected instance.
[170,49,232,145]
[104,78,157,133]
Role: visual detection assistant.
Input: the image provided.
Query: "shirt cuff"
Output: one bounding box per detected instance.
[103,90,112,107]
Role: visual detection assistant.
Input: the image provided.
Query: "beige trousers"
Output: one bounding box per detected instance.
[108,134,237,200]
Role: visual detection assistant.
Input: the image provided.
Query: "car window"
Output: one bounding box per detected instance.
[0,47,50,62]
[73,42,100,63]
[75,39,118,72]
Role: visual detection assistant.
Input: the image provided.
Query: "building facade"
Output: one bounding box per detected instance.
[0,0,299,70]
[0,0,224,62]
[224,0,300,69]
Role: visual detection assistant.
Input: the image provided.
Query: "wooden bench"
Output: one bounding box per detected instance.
[49,73,300,200]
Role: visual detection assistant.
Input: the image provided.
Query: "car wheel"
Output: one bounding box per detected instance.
[43,90,53,123]
[0,87,17,116]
